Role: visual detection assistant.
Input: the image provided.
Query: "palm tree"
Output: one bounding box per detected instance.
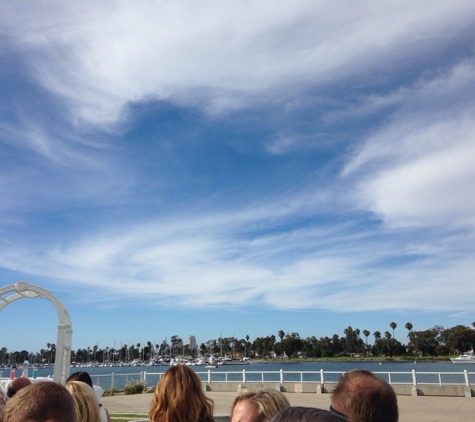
[374,331,381,342]
[384,331,392,341]
[405,322,413,335]
[363,330,370,346]
[50,344,56,363]
[390,322,397,339]
[278,330,285,343]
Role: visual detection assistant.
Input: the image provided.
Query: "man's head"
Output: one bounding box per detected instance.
[331,369,398,422]
[6,377,31,398]
[0,381,78,422]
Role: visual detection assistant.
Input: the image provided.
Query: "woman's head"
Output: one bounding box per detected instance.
[149,365,214,422]
[65,380,101,422]
[231,389,291,422]
[270,407,349,422]
[66,371,94,389]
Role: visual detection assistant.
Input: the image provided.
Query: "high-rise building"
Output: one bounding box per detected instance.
[189,335,196,351]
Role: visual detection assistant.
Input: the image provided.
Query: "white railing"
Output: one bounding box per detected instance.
[2,369,473,392]
[85,369,475,391]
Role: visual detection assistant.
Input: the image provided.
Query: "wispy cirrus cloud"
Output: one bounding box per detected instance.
[341,59,475,229]
[1,1,474,127]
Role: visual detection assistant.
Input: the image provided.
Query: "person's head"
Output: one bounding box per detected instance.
[149,365,214,422]
[66,381,101,422]
[66,371,94,388]
[271,407,349,422]
[0,381,78,422]
[331,369,398,422]
[231,389,291,422]
[6,377,31,398]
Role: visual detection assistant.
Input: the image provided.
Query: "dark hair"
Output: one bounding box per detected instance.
[6,377,31,398]
[271,407,349,422]
[331,369,398,422]
[66,371,94,388]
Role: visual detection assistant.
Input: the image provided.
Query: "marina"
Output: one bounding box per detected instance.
[3,361,474,396]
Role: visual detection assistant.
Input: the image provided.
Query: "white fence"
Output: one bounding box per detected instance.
[88,369,475,392]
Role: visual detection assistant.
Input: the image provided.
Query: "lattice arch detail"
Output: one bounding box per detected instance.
[0,282,72,384]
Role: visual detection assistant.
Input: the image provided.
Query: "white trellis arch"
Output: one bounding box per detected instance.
[0,281,72,384]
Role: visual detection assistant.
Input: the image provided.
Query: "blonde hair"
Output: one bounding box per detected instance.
[231,389,291,422]
[66,381,101,422]
[149,365,214,422]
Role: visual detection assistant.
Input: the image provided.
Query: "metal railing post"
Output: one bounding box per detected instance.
[243,369,246,383]
[463,370,471,397]
[411,369,418,396]
[111,373,115,390]
[208,370,211,384]
[280,369,284,384]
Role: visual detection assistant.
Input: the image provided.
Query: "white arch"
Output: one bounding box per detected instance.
[0,281,72,384]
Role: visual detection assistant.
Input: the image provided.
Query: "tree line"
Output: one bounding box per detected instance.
[1,322,475,365]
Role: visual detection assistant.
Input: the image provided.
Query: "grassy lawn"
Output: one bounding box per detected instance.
[109,413,148,422]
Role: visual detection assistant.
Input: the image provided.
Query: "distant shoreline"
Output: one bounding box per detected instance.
[250,356,451,363]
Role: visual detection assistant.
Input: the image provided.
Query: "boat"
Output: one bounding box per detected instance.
[450,349,475,363]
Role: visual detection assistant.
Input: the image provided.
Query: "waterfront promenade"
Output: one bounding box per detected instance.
[102,391,475,422]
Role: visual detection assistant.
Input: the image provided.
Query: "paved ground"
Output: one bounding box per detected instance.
[102,391,475,422]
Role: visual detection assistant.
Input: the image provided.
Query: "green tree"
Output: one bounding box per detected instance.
[344,326,358,353]
[442,325,475,354]
[281,333,304,358]
[408,328,440,356]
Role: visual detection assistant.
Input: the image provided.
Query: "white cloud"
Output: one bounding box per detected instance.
[342,59,475,229]
[0,190,473,314]
[1,1,474,126]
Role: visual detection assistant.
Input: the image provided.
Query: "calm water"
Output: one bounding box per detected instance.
[9,360,474,390]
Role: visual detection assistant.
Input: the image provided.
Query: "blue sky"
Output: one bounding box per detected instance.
[1,1,475,354]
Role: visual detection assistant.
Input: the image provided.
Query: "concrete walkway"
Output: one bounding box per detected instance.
[102,391,475,422]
